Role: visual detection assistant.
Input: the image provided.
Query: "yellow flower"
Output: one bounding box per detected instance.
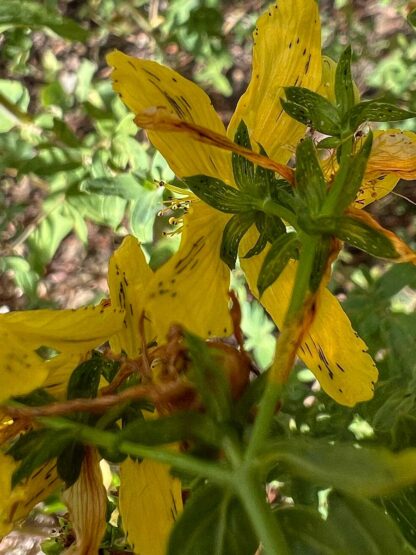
[107,0,408,409]
[0,237,182,554]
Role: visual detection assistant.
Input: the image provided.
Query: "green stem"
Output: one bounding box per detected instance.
[260,198,298,229]
[40,416,230,485]
[245,234,318,460]
[320,134,354,216]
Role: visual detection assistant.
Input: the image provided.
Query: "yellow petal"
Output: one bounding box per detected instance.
[108,236,155,358]
[64,447,107,555]
[0,454,60,536]
[240,229,378,407]
[42,353,83,399]
[145,201,232,339]
[365,129,416,184]
[119,457,182,555]
[323,130,416,208]
[2,304,124,354]
[107,50,231,181]
[228,0,322,163]
[0,327,49,402]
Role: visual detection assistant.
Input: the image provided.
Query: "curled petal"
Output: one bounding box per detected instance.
[64,447,107,555]
[135,108,294,184]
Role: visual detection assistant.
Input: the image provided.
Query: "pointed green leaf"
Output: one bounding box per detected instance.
[327,492,408,555]
[232,120,255,192]
[258,232,299,295]
[220,212,256,270]
[408,8,416,28]
[243,214,269,259]
[262,439,416,497]
[322,131,373,215]
[349,101,416,129]
[185,175,255,213]
[309,236,332,292]
[336,215,400,260]
[335,46,355,117]
[381,486,416,550]
[167,484,257,555]
[295,137,326,215]
[283,88,342,135]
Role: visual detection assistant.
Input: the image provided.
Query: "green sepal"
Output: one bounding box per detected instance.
[309,236,332,292]
[295,137,326,216]
[335,215,400,260]
[243,214,269,259]
[323,131,373,215]
[220,212,256,270]
[348,100,416,130]
[283,87,342,135]
[57,442,85,488]
[335,46,355,117]
[257,232,299,296]
[184,175,254,213]
[232,120,255,193]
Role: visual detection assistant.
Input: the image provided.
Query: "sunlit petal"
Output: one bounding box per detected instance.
[107,50,232,181]
[108,235,155,358]
[0,454,60,536]
[145,201,232,339]
[228,0,322,162]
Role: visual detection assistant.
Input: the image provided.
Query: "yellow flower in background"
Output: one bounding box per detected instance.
[0,236,182,554]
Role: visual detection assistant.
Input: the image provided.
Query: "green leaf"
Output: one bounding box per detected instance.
[19,147,81,176]
[0,79,29,132]
[326,492,409,555]
[68,193,127,229]
[335,46,355,117]
[408,8,416,28]
[309,236,332,292]
[335,215,400,260]
[51,118,79,147]
[129,184,164,243]
[381,486,416,550]
[120,412,221,447]
[276,506,345,555]
[232,120,255,192]
[323,131,373,215]
[295,137,326,215]
[0,256,39,299]
[349,100,416,129]
[263,439,416,497]
[257,232,299,295]
[167,484,257,555]
[80,175,144,200]
[67,358,102,401]
[185,332,232,423]
[0,1,89,41]
[283,87,341,135]
[220,212,255,270]
[57,442,85,488]
[185,175,255,213]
